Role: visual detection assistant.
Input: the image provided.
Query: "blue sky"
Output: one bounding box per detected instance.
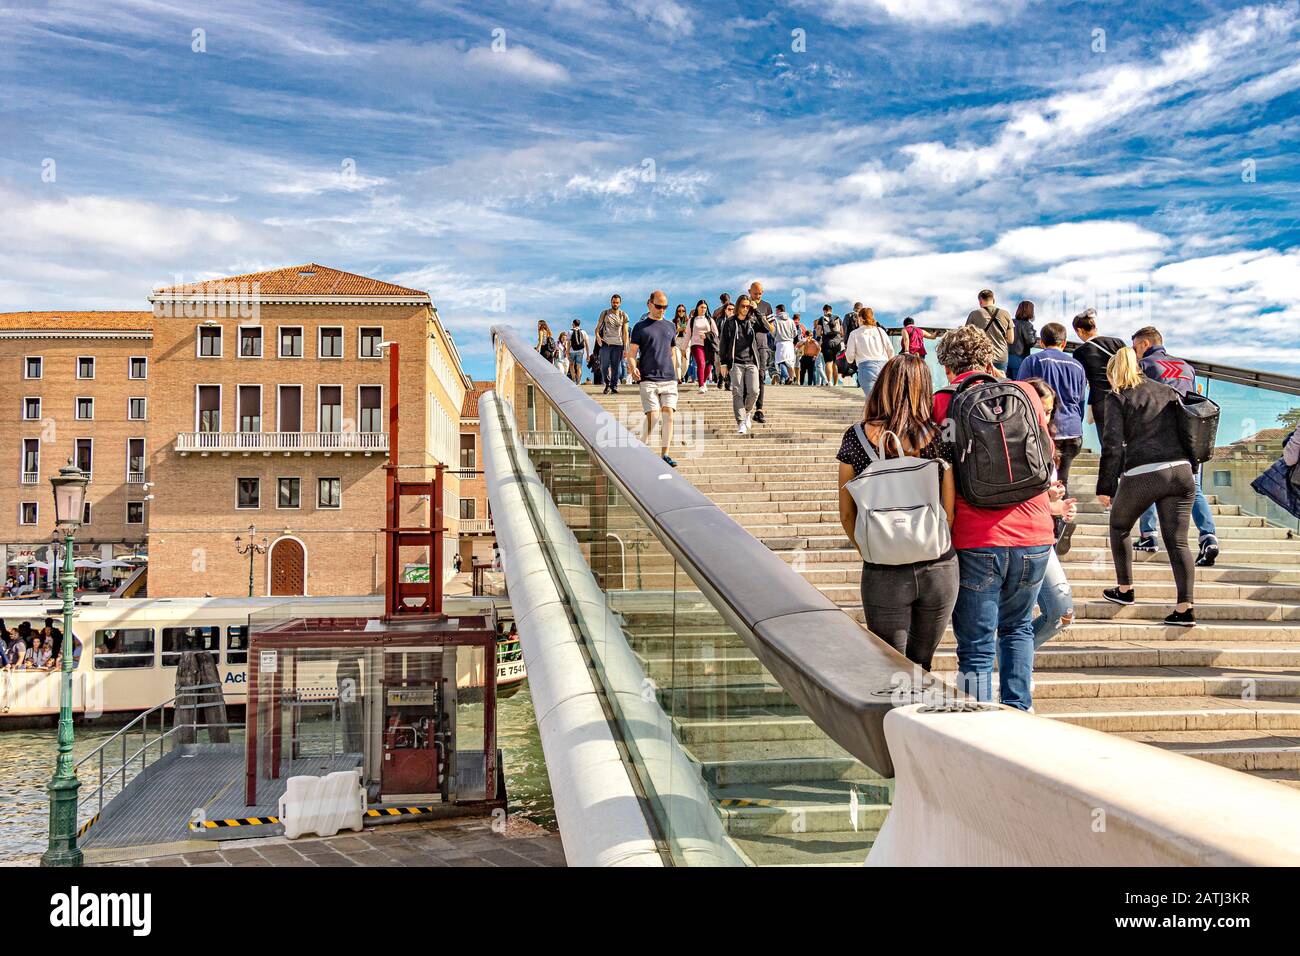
[1,0,1298,381]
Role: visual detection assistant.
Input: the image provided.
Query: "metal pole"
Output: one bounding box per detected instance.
[41,529,82,866]
[248,542,255,598]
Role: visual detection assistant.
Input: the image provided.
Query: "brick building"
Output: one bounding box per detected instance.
[144,264,470,598]
[1,311,153,588]
[457,381,495,568]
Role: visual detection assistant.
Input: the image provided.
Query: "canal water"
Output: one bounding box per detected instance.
[0,681,554,863]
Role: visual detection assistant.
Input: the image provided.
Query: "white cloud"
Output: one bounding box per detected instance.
[995,221,1167,265]
[806,0,1035,27]
[463,44,570,84]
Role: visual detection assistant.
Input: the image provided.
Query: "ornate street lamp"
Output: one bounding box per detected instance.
[235,525,269,598]
[42,460,88,867]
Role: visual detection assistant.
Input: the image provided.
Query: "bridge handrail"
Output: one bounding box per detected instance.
[493,326,917,777]
[890,324,1300,396]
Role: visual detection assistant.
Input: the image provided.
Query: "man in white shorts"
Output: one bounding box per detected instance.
[626,290,681,467]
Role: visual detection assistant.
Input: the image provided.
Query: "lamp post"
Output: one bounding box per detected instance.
[234,526,269,598]
[42,460,88,867]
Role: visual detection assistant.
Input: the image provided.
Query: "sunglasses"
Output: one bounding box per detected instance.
[652,302,667,309]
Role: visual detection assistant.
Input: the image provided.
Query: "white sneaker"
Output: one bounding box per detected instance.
[737,420,749,435]
[743,413,753,433]
[699,382,708,394]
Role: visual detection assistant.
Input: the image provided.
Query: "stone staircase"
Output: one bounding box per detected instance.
[583,379,1300,864]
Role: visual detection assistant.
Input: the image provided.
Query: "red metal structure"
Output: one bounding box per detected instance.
[382,341,446,618]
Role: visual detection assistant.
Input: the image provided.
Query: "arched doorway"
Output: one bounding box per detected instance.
[269,537,306,596]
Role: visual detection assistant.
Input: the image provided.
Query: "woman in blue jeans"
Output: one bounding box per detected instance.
[844,307,893,402]
[1022,378,1076,648]
[837,355,958,669]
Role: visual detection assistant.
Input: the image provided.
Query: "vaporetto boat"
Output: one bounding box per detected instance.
[0,593,525,724]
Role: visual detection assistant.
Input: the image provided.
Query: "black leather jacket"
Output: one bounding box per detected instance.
[1097,377,1192,497]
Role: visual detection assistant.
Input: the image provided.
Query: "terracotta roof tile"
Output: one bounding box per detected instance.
[461,381,493,418]
[0,311,153,331]
[151,263,427,298]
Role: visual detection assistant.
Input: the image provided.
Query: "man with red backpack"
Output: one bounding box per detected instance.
[934,325,1059,711]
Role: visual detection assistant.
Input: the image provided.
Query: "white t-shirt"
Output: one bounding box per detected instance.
[845,325,893,363]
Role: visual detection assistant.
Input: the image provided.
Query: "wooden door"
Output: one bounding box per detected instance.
[270,538,305,596]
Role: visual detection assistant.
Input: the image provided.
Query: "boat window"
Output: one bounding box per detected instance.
[160,626,221,667]
[226,625,248,664]
[93,628,155,669]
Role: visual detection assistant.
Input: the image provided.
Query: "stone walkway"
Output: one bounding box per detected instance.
[92,816,565,868]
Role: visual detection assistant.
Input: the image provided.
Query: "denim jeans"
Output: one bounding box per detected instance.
[1140,468,1216,541]
[952,545,1052,710]
[814,355,827,386]
[600,344,623,388]
[857,360,885,401]
[1006,352,1025,380]
[1032,550,1073,649]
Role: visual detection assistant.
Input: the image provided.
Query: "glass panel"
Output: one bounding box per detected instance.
[93,627,154,669]
[160,625,221,667]
[238,478,260,508]
[495,362,886,865]
[278,477,300,508]
[226,625,248,664]
[240,327,262,356]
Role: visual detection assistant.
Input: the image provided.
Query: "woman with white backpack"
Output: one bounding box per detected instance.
[836,354,957,669]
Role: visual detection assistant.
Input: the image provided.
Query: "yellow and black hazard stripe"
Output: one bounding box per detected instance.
[77,813,100,838]
[717,798,777,809]
[365,805,436,819]
[190,816,280,830]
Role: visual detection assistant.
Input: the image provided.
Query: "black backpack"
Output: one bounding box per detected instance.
[570,329,586,351]
[1176,391,1220,464]
[942,373,1053,508]
[540,335,557,361]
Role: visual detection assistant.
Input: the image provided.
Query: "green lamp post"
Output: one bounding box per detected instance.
[42,460,89,867]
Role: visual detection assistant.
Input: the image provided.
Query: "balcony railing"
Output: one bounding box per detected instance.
[176,431,389,454]
[459,518,494,533]
[20,471,39,485]
[127,471,145,484]
[521,430,581,449]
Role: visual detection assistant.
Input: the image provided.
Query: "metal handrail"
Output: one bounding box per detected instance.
[494,326,917,777]
[75,682,241,824]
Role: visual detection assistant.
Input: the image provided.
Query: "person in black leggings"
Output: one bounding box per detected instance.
[1096,347,1196,626]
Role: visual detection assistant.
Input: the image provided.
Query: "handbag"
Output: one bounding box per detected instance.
[1176,391,1220,464]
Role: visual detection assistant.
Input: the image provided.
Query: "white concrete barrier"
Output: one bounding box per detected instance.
[278,769,365,840]
[868,704,1300,866]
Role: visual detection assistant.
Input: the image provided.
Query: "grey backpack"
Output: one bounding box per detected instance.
[843,425,951,565]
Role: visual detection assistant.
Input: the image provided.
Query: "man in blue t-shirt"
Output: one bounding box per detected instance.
[627,290,682,467]
[1132,325,1219,565]
[1016,322,1087,492]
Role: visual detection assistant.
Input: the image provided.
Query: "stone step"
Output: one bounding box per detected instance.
[728,829,879,867]
[936,643,1300,669]
[719,797,890,837]
[700,755,886,788]
[1034,696,1300,732]
[1114,730,1300,771]
[933,665,1300,700]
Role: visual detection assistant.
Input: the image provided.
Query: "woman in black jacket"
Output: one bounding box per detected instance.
[1096,347,1196,626]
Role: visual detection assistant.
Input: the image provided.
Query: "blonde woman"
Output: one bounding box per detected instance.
[1096,346,1197,626]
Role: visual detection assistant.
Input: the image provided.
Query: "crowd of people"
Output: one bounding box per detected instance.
[536,282,1228,713]
[0,618,80,670]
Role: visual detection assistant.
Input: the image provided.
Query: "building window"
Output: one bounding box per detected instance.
[126,501,144,525]
[197,385,220,432]
[460,434,475,470]
[279,326,303,358]
[77,356,95,379]
[83,502,92,525]
[317,477,341,509]
[19,502,37,525]
[238,385,262,433]
[359,327,383,358]
[237,477,261,509]
[22,438,39,482]
[239,326,263,358]
[129,397,147,420]
[198,326,222,357]
[359,386,382,433]
[129,356,148,379]
[24,356,42,379]
[459,498,475,521]
[76,397,94,420]
[22,397,40,420]
[1213,470,1232,487]
[75,438,92,478]
[127,438,145,483]
[319,386,342,433]
[278,477,300,509]
[93,627,154,669]
[319,327,343,359]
